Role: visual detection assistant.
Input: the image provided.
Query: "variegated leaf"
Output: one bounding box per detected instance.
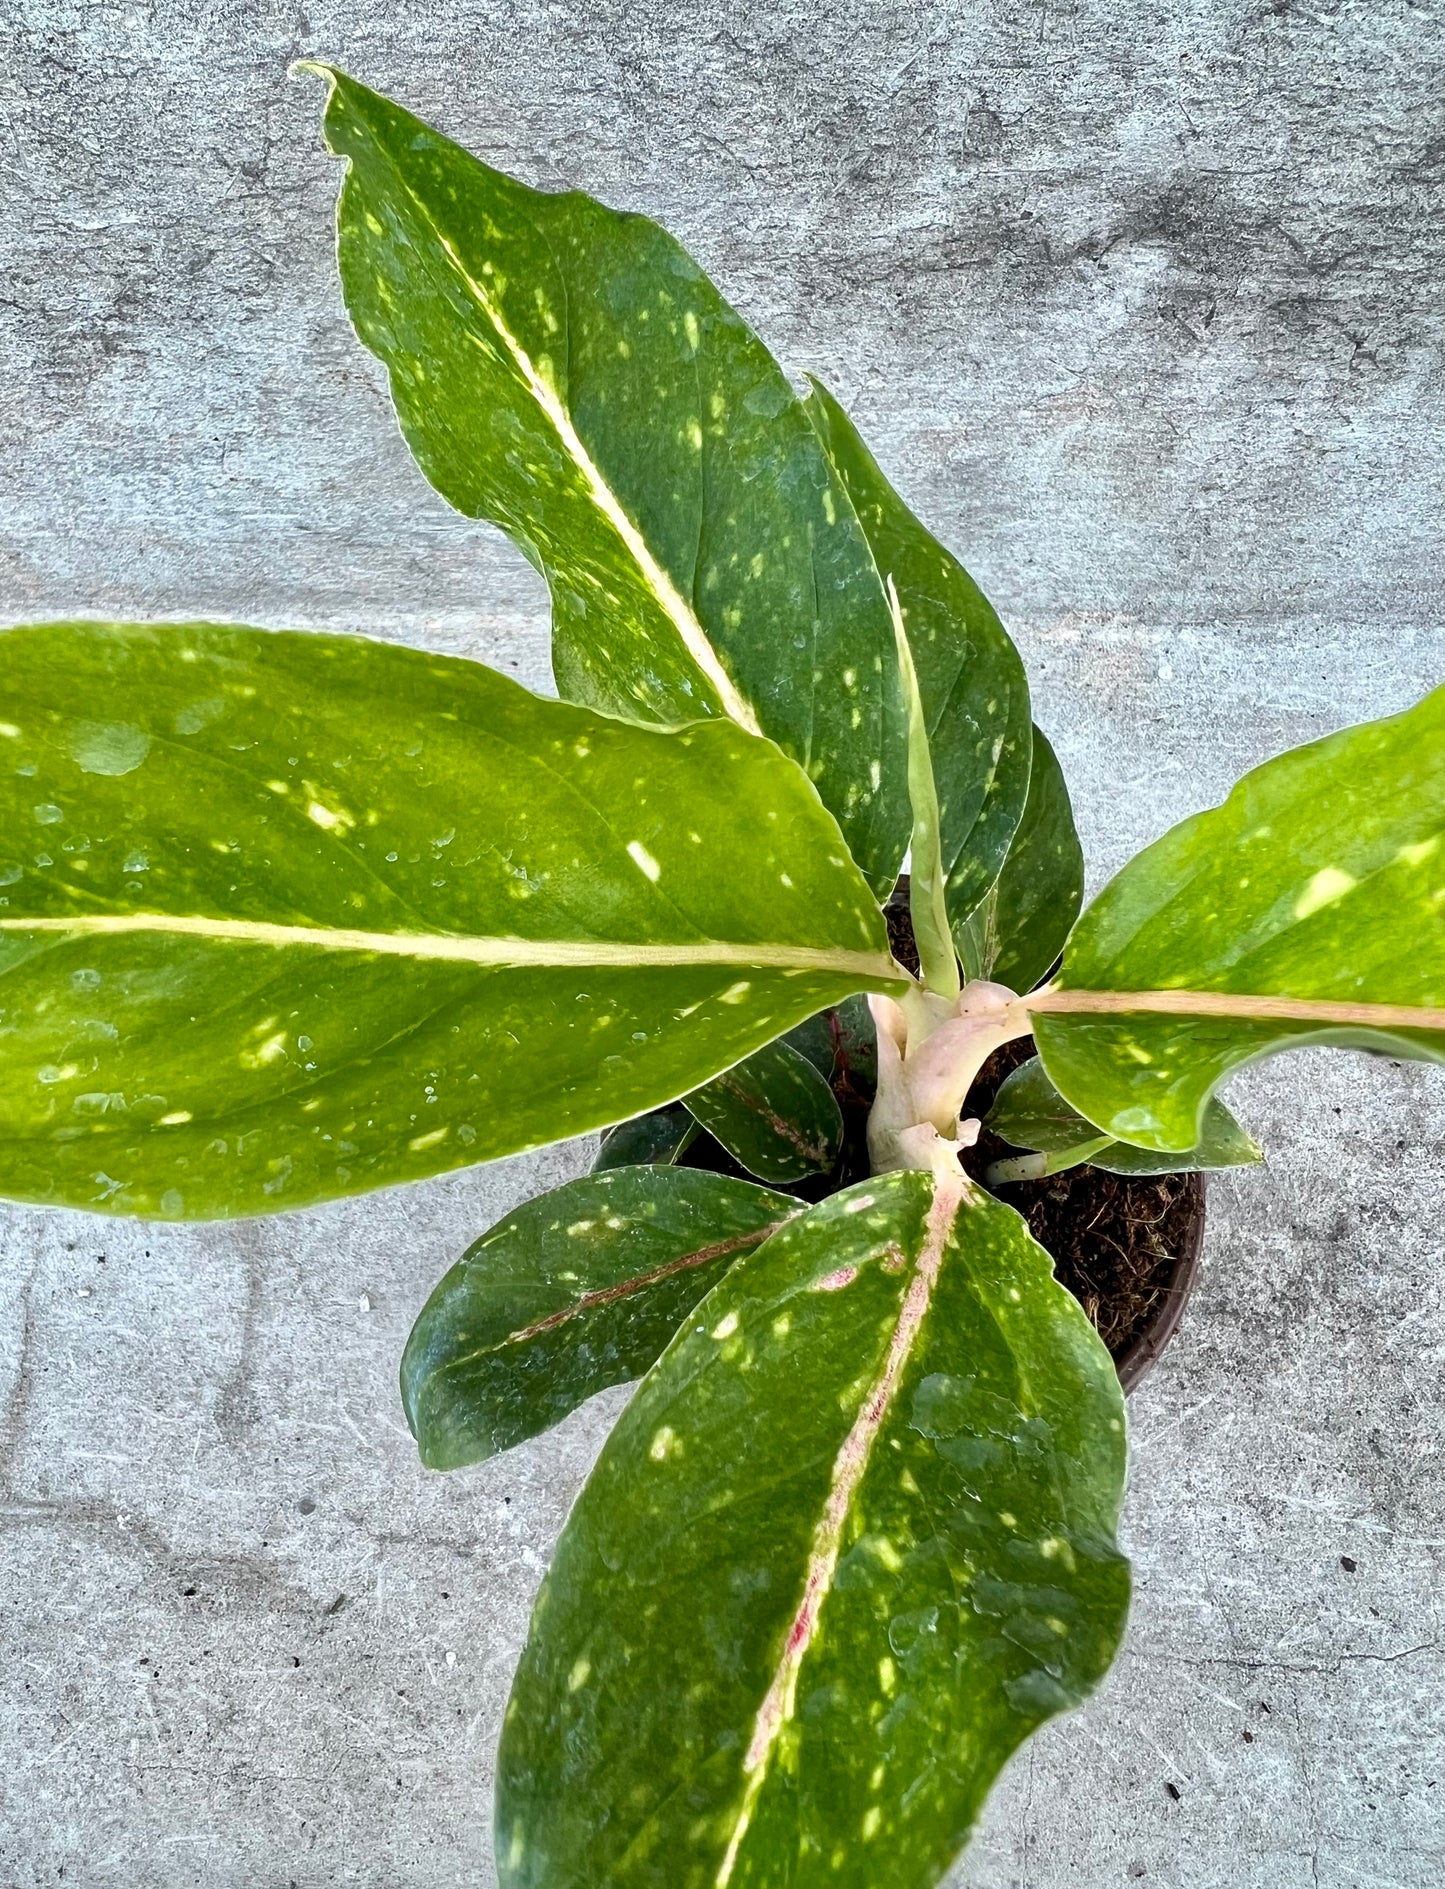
[985,1053,1260,1182]
[686,1033,845,1184]
[1031,685,1445,1148]
[803,380,1031,927]
[403,1166,798,1467]
[0,621,900,1218]
[498,1172,1129,1889]
[958,726,1083,993]
[309,67,909,892]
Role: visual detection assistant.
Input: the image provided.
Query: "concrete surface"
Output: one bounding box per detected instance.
[2,1,1443,1883]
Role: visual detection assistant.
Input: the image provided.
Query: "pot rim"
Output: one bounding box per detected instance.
[1113,1169,1206,1394]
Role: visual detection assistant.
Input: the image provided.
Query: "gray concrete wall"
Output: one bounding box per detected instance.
[2,2,1443,1883]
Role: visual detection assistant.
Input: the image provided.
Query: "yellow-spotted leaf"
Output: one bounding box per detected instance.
[307,67,909,893]
[781,993,878,1097]
[1030,686,1445,1149]
[606,996,876,1181]
[0,621,903,1219]
[685,1028,845,1185]
[958,727,1083,994]
[984,1054,1260,1184]
[403,1165,799,1468]
[498,1173,1129,1889]
[803,380,1031,928]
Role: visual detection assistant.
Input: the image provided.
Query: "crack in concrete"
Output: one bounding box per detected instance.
[1160,1640,1441,1678]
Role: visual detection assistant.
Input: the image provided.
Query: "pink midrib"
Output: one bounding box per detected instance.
[500,1217,799,1348]
[715,1170,966,1883]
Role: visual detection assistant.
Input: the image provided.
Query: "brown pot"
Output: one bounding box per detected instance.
[1111,1172,1205,1392]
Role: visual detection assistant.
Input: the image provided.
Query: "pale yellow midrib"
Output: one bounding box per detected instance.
[0,912,895,981]
[424,226,762,738]
[1024,986,1445,1033]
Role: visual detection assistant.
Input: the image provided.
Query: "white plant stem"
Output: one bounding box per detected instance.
[867,977,1034,1178]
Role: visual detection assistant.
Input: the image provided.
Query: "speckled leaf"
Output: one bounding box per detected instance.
[783,993,878,1096]
[685,1038,844,1184]
[958,727,1083,993]
[1030,686,1445,1150]
[604,997,876,1180]
[985,1054,1260,1181]
[403,1166,798,1468]
[888,571,960,1000]
[309,67,908,893]
[593,1103,699,1172]
[803,381,1031,925]
[497,1172,1129,1889]
[0,621,902,1220]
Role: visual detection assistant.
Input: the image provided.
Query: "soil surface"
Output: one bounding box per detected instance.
[958,1037,1203,1370]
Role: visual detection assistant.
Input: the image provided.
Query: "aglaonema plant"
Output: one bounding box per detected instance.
[3,66,1442,1888]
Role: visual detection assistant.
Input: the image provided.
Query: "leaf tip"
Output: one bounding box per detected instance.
[798,370,830,414]
[288,57,338,92]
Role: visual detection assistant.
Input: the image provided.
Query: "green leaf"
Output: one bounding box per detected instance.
[601,997,879,1179]
[888,577,960,1001]
[803,380,1031,925]
[782,992,878,1097]
[958,726,1083,992]
[1095,1128,1255,1177]
[497,1172,1129,1889]
[307,67,909,894]
[402,1166,797,1468]
[0,621,903,1219]
[685,1038,844,1184]
[984,1054,1261,1183]
[1029,686,1445,1149]
[593,1103,699,1172]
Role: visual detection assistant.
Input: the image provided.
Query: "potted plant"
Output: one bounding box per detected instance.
[2,67,1439,1889]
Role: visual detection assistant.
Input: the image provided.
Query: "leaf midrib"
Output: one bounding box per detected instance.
[0,911,900,980]
[437,1214,803,1374]
[348,88,762,737]
[1027,986,1445,1032]
[715,1170,964,1885]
